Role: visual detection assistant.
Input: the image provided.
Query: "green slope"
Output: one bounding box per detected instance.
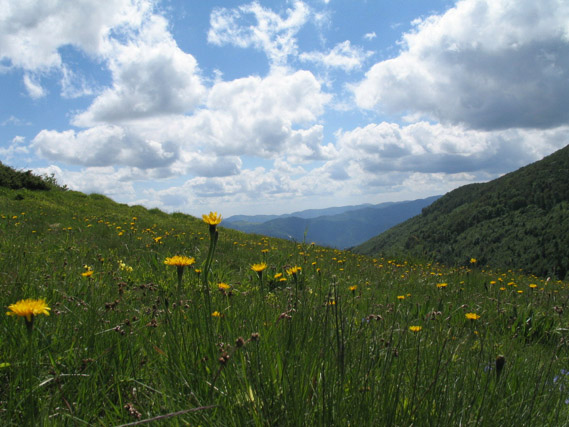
[354,144,569,279]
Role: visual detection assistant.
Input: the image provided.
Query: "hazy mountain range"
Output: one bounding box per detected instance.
[224,196,441,249]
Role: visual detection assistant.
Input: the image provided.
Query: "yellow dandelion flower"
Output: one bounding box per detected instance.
[82,270,94,277]
[164,255,195,267]
[251,262,268,273]
[397,295,405,300]
[529,283,537,289]
[274,272,283,279]
[465,313,481,320]
[218,283,231,290]
[211,311,221,317]
[202,211,222,226]
[349,285,357,292]
[409,326,422,332]
[470,258,477,264]
[6,298,51,322]
[286,266,301,276]
[436,283,448,288]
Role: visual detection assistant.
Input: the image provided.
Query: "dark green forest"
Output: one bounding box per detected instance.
[355,144,569,279]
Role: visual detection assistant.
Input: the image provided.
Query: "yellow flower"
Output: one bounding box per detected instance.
[529,283,537,289]
[286,266,301,276]
[470,258,477,264]
[211,311,221,317]
[436,283,448,288]
[82,270,94,277]
[409,326,422,332]
[251,262,268,273]
[218,283,231,290]
[465,313,481,320]
[202,211,222,226]
[274,272,283,279]
[164,256,195,267]
[6,298,51,322]
[397,295,405,300]
[349,285,357,292]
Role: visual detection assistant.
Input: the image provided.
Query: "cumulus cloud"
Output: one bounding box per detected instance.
[32,165,136,197]
[151,70,333,162]
[299,40,373,71]
[73,15,205,125]
[334,122,569,178]
[32,125,178,169]
[352,0,569,130]
[208,1,310,67]
[0,0,153,91]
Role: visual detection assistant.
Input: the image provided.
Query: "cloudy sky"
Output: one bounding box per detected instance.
[1,0,568,217]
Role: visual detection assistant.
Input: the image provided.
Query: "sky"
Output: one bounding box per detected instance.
[1,0,569,217]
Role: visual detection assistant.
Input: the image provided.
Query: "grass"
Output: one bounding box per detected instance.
[1,186,569,425]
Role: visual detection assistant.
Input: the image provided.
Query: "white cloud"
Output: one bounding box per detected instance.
[299,40,373,71]
[158,69,332,161]
[0,135,29,161]
[208,1,311,67]
[334,122,569,179]
[32,165,136,197]
[0,0,153,94]
[60,65,94,98]
[352,0,569,130]
[23,73,46,98]
[73,14,205,125]
[32,125,178,169]
[363,32,376,41]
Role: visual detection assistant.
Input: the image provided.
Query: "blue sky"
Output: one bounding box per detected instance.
[1,0,569,217]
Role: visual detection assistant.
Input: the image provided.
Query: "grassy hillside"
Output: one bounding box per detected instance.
[226,196,439,249]
[2,169,569,425]
[355,144,569,280]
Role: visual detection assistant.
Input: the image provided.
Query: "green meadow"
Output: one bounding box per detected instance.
[2,185,569,426]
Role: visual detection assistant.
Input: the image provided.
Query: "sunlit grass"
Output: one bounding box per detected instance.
[1,187,569,425]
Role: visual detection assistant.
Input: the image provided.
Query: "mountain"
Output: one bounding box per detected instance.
[223,197,440,249]
[224,203,377,224]
[354,144,569,279]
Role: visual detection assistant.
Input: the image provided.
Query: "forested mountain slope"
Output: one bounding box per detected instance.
[354,144,569,279]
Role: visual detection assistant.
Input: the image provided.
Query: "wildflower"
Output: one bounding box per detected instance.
[397,295,405,300]
[286,266,301,276]
[436,283,448,288]
[251,263,267,273]
[153,236,162,243]
[165,256,195,294]
[470,258,477,264]
[349,285,357,293]
[164,256,195,267]
[211,311,221,317]
[218,283,231,291]
[82,270,94,277]
[7,298,50,330]
[118,260,133,273]
[202,211,222,231]
[409,326,422,332]
[529,283,537,289]
[274,272,283,279]
[465,312,481,320]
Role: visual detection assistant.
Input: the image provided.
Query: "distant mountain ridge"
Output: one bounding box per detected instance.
[354,144,569,279]
[223,197,440,249]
